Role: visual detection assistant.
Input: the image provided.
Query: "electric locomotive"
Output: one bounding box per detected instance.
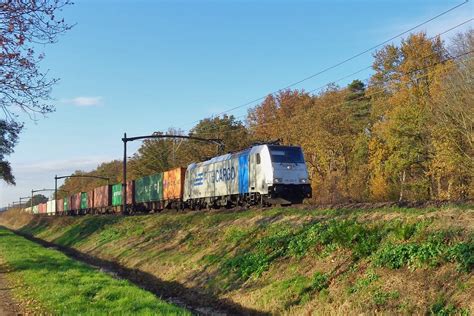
[184,144,311,209]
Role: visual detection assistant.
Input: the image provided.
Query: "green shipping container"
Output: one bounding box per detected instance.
[64,198,69,211]
[81,192,88,209]
[135,173,163,203]
[112,183,122,206]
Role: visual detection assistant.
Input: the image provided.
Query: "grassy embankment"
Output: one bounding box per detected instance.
[1,205,473,314]
[0,227,190,315]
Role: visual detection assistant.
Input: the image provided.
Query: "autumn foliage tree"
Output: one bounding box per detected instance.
[59,30,472,204]
[56,160,122,199]
[0,0,71,184]
[247,30,472,203]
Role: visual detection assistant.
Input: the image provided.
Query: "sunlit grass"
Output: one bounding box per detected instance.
[0,227,190,315]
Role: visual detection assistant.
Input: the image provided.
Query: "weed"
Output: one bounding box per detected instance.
[225,219,386,280]
[375,236,473,271]
[388,220,425,241]
[372,288,399,306]
[223,227,297,279]
[310,271,330,292]
[224,251,271,279]
[96,227,123,245]
[349,269,379,293]
[288,219,383,259]
[224,227,252,244]
[446,242,474,272]
[430,297,469,316]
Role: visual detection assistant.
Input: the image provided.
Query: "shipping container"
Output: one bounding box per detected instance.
[57,199,64,214]
[46,200,56,215]
[32,205,39,214]
[135,173,163,203]
[93,185,111,209]
[81,192,88,210]
[111,181,134,206]
[87,190,94,209]
[63,197,70,212]
[71,193,81,211]
[38,203,47,214]
[163,167,186,200]
[126,180,134,205]
[111,183,122,206]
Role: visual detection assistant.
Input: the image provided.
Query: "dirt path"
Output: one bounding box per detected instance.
[0,259,21,316]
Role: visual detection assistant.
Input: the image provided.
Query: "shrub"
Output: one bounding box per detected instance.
[310,272,329,292]
[447,242,474,272]
[375,237,473,271]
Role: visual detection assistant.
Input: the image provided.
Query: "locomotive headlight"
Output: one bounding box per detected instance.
[300,178,308,183]
[274,178,282,183]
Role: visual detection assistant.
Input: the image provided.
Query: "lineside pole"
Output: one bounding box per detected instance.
[55,175,58,215]
[123,132,127,215]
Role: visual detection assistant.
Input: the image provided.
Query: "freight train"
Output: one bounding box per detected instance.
[24,144,312,215]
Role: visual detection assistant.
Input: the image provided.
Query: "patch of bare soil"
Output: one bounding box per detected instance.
[0,260,21,316]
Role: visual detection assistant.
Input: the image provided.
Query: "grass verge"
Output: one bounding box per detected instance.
[0,205,473,314]
[0,227,190,315]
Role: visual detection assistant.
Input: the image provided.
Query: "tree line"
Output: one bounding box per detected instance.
[59,31,473,203]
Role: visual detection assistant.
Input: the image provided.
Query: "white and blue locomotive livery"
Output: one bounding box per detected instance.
[184,144,312,208]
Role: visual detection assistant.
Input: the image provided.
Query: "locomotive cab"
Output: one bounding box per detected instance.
[249,144,312,204]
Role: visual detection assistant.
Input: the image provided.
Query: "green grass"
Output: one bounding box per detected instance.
[349,269,379,294]
[430,296,470,316]
[220,216,473,283]
[1,204,472,314]
[0,227,190,315]
[374,231,474,272]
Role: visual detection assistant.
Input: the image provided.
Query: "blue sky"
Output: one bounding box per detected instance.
[1,0,472,206]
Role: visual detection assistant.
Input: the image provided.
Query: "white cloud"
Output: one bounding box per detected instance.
[63,96,104,107]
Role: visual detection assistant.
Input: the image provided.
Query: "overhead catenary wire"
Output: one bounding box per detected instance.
[190,50,473,139]
[182,19,473,139]
[179,0,470,130]
[245,52,474,134]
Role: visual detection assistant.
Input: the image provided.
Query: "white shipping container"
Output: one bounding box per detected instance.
[47,200,56,215]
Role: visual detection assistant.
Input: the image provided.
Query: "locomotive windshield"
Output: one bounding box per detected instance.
[269,146,305,163]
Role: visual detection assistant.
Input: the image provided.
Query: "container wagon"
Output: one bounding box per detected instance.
[111,181,134,212]
[87,189,94,213]
[163,167,186,209]
[38,203,47,215]
[57,198,64,215]
[135,173,163,212]
[80,192,88,214]
[93,185,112,213]
[46,200,56,216]
[63,196,70,215]
[71,192,82,215]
